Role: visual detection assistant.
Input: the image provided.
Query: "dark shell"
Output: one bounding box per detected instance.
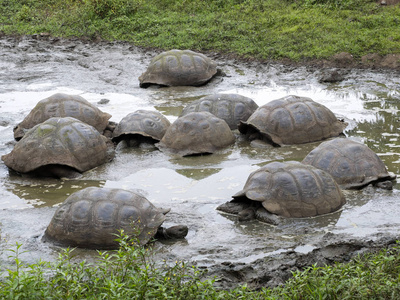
[180,93,259,130]
[14,93,111,140]
[112,110,171,143]
[43,187,166,249]
[2,117,111,174]
[139,49,217,87]
[239,95,348,145]
[156,112,236,156]
[302,138,396,189]
[231,161,345,218]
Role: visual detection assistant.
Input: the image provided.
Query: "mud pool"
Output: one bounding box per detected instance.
[1,35,400,288]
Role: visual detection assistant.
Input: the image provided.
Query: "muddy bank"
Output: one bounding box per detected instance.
[0,34,400,291]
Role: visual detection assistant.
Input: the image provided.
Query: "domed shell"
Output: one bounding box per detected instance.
[2,117,111,174]
[13,93,112,140]
[156,112,236,156]
[139,49,217,87]
[239,95,348,145]
[181,93,259,130]
[302,138,396,189]
[112,110,171,143]
[233,161,345,218]
[43,187,166,249]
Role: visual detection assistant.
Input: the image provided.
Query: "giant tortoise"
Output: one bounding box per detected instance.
[238,95,347,146]
[217,161,346,225]
[13,93,112,140]
[2,117,114,179]
[180,93,258,130]
[302,138,396,189]
[43,187,188,249]
[156,112,236,156]
[139,49,217,88]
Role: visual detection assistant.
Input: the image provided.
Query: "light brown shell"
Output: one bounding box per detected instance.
[302,138,396,189]
[2,117,110,174]
[233,161,346,218]
[139,49,217,87]
[180,93,259,130]
[112,110,171,143]
[239,95,348,145]
[14,93,111,140]
[156,112,236,156]
[44,187,166,249]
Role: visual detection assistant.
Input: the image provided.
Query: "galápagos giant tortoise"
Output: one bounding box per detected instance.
[238,95,348,146]
[217,161,346,225]
[2,117,114,179]
[180,93,259,130]
[302,138,396,190]
[43,187,188,249]
[112,110,171,147]
[156,112,236,156]
[139,49,217,88]
[13,93,112,141]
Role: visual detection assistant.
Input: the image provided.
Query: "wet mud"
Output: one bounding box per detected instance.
[0,35,400,290]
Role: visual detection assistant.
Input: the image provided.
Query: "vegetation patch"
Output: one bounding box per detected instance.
[0,0,399,61]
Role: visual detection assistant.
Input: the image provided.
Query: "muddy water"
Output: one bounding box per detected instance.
[1,36,400,284]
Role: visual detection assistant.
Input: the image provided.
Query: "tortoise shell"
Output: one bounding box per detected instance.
[43,187,166,249]
[156,112,235,156]
[180,93,259,130]
[238,95,348,145]
[14,93,112,140]
[139,49,217,87]
[231,161,345,218]
[112,110,171,143]
[2,117,111,174]
[302,138,396,189]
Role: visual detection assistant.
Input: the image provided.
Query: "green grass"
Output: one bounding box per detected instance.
[0,0,399,61]
[1,231,400,299]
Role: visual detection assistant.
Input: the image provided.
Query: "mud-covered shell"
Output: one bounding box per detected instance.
[112,110,171,143]
[2,117,110,174]
[139,50,217,87]
[156,112,236,156]
[302,138,396,189]
[239,95,348,145]
[44,187,166,249]
[233,161,346,218]
[180,93,259,130]
[14,93,112,140]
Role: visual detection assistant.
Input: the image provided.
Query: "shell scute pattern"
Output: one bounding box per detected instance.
[157,112,235,156]
[44,187,166,249]
[14,93,111,140]
[2,117,110,174]
[139,50,217,87]
[239,95,347,145]
[233,161,345,218]
[181,93,258,130]
[112,110,171,143]
[302,138,396,189]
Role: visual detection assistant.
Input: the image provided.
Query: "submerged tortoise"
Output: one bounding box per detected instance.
[217,161,346,225]
[180,93,259,130]
[2,117,114,179]
[238,95,348,146]
[112,110,171,147]
[43,187,188,249]
[156,111,236,156]
[302,138,396,190]
[14,93,112,141]
[139,49,217,88]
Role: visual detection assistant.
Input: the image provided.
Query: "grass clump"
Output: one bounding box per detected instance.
[1,231,400,299]
[0,0,399,61]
